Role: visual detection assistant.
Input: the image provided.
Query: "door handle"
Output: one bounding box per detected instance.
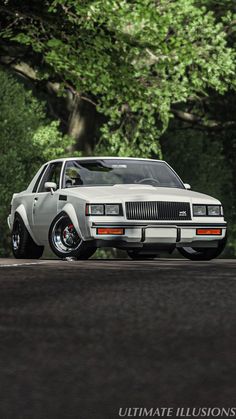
[34,197,38,201]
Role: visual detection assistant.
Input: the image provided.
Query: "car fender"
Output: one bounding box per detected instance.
[60,203,84,240]
[15,204,41,245]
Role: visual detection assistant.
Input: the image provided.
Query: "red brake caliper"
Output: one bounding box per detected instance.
[63,224,74,238]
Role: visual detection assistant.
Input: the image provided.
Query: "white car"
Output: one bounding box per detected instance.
[8,157,227,261]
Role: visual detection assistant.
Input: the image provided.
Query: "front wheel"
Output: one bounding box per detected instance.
[49,213,96,260]
[178,236,227,261]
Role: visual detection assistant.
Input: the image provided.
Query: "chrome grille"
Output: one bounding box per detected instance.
[125,201,191,220]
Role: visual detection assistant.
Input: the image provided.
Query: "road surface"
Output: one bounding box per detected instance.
[0,258,235,419]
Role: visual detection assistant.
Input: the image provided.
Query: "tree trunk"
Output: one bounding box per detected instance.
[67,94,96,155]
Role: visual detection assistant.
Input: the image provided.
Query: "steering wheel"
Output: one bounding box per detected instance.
[136,178,160,186]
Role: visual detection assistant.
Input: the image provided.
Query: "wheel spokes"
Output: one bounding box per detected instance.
[52,216,81,253]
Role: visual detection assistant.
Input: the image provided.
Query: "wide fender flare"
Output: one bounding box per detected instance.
[60,203,84,240]
[15,204,40,245]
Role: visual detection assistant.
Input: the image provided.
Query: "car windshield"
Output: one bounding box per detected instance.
[63,159,184,189]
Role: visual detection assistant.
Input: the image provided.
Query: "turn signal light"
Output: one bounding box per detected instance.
[196,229,222,235]
[97,228,124,235]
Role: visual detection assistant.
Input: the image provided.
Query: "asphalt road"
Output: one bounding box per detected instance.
[0,258,235,419]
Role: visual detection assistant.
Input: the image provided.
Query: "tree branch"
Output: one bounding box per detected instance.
[172,109,236,130]
[0,5,59,31]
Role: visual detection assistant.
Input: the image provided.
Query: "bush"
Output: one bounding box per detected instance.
[0,67,73,256]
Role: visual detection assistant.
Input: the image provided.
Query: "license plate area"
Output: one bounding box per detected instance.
[144,227,177,243]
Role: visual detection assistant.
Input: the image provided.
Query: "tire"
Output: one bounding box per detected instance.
[49,212,96,260]
[178,235,227,261]
[12,214,44,259]
[127,250,158,260]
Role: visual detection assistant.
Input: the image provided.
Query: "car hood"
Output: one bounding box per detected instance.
[62,184,221,204]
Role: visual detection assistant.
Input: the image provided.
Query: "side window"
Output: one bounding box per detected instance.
[38,162,62,193]
[32,165,48,193]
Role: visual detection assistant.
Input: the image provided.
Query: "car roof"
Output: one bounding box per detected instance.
[46,157,165,164]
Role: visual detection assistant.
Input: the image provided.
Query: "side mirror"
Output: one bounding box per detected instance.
[184,183,191,190]
[45,181,57,195]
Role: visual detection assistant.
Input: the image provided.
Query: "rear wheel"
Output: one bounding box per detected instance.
[49,212,96,260]
[127,250,158,260]
[12,214,44,259]
[178,236,227,261]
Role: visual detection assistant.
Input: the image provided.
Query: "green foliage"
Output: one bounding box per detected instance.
[0,67,74,256]
[4,0,235,156]
[161,129,232,199]
[161,124,236,256]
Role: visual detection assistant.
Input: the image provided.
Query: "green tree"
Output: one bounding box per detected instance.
[0,0,235,155]
[158,0,236,256]
[0,67,73,256]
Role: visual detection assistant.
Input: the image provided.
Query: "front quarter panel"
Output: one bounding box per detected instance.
[57,191,92,240]
[58,201,85,240]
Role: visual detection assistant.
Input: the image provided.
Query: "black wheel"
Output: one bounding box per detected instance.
[12,214,44,259]
[178,235,227,261]
[127,250,158,260]
[49,212,96,260]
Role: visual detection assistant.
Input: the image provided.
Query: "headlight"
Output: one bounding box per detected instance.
[193,205,207,216]
[86,203,122,216]
[193,204,222,217]
[105,204,120,215]
[87,204,104,215]
[207,205,221,216]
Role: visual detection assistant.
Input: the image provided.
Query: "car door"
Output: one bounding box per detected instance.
[31,162,63,243]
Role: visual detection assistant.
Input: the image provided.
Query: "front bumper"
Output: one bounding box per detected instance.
[88,221,227,249]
